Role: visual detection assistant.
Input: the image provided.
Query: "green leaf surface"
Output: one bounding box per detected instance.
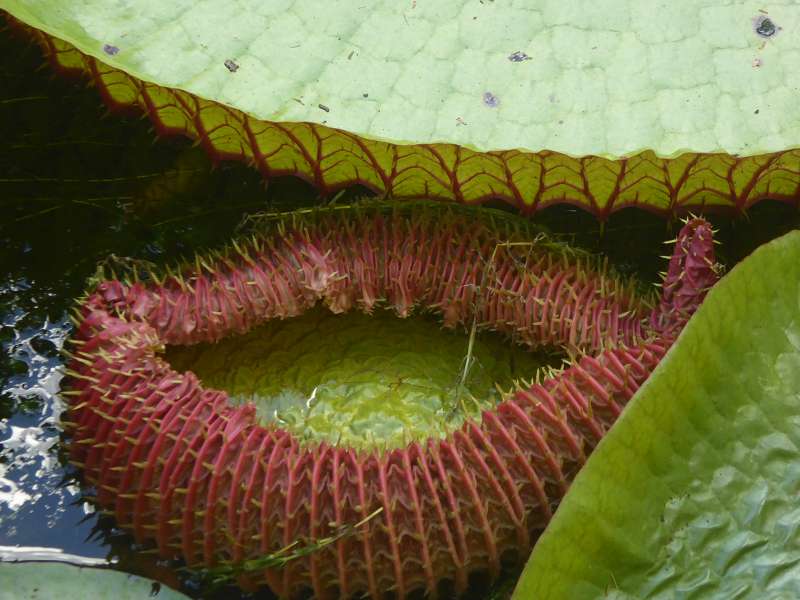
[166,306,551,449]
[4,0,799,158]
[514,229,800,598]
[2,2,800,216]
[0,562,189,599]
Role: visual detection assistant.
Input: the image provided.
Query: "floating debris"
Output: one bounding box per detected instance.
[483,91,500,108]
[754,15,779,38]
[508,51,531,62]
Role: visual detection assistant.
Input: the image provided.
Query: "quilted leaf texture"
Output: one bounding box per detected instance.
[514,229,800,598]
[3,1,800,217]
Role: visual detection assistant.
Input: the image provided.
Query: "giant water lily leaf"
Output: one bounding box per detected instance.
[2,1,800,216]
[0,562,189,599]
[513,229,800,598]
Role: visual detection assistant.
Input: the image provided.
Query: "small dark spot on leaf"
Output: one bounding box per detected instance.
[362,93,369,98]
[318,104,330,112]
[754,109,760,114]
[508,51,531,62]
[558,120,564,125]
[103,44,119,56]
[348,50,355,60]
[754,15,778,38]
[482,92,499,108]
[224,59,239,73]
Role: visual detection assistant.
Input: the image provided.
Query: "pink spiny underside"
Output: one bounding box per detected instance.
[66,210,717,599]
[92,212,650,351]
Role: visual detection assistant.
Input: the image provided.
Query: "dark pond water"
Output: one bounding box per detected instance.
[1,16,799,599]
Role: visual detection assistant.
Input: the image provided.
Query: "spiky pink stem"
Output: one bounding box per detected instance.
[64,209,717,599]
[651,217,719,332]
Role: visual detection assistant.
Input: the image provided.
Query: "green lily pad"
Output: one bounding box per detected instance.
[3,1,800,216]
[513,229,800,598]
[0,562,189,599]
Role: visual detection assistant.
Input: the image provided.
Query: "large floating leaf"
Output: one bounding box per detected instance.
[2,1,800,216]
[513,229,800,598]
[0,562,189,599]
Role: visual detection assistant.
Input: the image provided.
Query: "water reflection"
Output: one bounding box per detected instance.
[0,278,106,558]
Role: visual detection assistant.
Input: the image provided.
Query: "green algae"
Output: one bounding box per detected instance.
[166,306,557,449]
